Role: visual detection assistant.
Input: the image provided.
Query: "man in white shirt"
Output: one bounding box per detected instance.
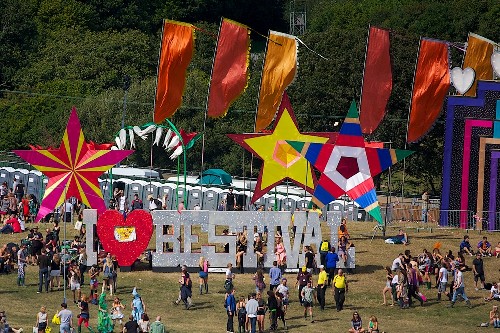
[448,263,472,308]
[276,278,290,312]
[437,262,449,301]
[485,282,500,301]
[245,293,258,333]
[391,253,403,272]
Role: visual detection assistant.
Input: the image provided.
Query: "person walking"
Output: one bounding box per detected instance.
[150,316,166,333]
[407,265,424,307]
[56,303,73,333]
[448,263,472,308]
[437,262,449,301]
[17,244,27,287]
[37,248,50,294]
[326,247,339,287]
[198,256,209,295]
[295,267,312,305]
[77,295,90,333]
[333,269,348,312]
[225,288,236,333]
[472,252,485,290]
[267,290,278,331]
[245,293,258,333]
[317,265,327,310]
[269,261,282,291]
[301,280,316,323]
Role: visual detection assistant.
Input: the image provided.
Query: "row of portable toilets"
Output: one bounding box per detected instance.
[0,167,373,222]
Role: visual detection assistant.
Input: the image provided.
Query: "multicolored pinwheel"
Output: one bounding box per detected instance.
[228,93,336,202]
[287,101,413,223]
[14,107,133,221]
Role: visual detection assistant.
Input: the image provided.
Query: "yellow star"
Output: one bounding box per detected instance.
[228,93,335,202]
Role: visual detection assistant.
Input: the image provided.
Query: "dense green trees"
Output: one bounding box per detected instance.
[1,0,498,194]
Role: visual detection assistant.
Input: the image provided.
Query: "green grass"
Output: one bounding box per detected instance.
[0,221,498,333]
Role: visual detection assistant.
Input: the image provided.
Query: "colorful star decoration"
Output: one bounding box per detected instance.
[14,107,133,221]
[287,101,413,223]
[228,93,336,203]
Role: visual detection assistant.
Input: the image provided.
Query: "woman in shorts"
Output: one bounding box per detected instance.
[35,306,48,333]
[69,264,81,304]
[256,292,267,333]
[198,256,209,295]
[88,265,99,303]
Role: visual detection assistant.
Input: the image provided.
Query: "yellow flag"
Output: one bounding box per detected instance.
[463,33,494,97]
[256,31,297,132]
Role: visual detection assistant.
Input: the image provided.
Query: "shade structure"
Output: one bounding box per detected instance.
[198,169,232,185]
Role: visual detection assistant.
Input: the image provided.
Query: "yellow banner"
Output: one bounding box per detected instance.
[256,31,297,132]
[463,33,494,97]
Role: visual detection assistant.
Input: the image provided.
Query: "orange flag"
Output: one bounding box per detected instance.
[255,31,297,132]
[407,39,450,143]
[154,20,194,124]
[463,33,495,97]
[207,18,250,118]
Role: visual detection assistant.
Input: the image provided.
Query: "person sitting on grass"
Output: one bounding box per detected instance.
[459,235,474,256]
[495,242,500,258]
[348,311,365,333]
[477,236,492,257]
[484,282,500,302]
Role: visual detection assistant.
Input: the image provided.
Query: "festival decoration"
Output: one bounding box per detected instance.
[255,31,298,132]
[462,33,495,97]
[154,20,195,123]
[14,108,133,221]
[287,101,413,223]
[228,93,336,203]
[492,52,500,77]
[97,209,153,266]
[407,38,450,143]
[207,18,250,118]
[360,26,392,134]
[84,209,355,270]
[440,81,500,230]
[450,67,476,95]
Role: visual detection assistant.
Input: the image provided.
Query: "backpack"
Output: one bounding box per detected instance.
[224,279,233,293]
[223,296,228,309]
[154,199,162,209]
[238,306,247,319]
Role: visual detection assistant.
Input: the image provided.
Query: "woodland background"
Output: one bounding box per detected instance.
[1,0,499,195]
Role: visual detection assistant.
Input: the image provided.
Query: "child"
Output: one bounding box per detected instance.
[111,297,125,330]
[368,315,379,333]
[236,296,246,333]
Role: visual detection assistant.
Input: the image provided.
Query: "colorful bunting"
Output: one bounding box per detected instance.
[255,31,297,132]
[407,38,450,143]
[14,108,133,221]
[154,20,195,123]
[207,18,250,118]
[287,101,413,223]
[463,33,495,97]
[360,26,392,134]
[228,93,336,203]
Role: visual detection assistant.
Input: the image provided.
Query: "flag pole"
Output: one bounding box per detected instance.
[199,18,223,207]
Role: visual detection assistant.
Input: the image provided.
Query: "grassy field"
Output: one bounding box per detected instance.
[0,220,499,333]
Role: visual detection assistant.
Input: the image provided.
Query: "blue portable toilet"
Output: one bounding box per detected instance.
[128,180,147,202]
[328,201,344,216]
[344,202,358,221]
[202,187,220,211]
[265,194,283,211]
[234,189,250,211]
[251,194,267,211]
[144,182,159,202]
[295,198,310,211]
[99,178,113,203]
[0,167,12,187]
[12,168,29,188]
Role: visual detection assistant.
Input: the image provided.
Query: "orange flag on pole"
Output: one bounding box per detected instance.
[255,31,297,132]
[207,18,250,118]
[463,33,495,97]
[154,20,194,124]
[407,38,450,143]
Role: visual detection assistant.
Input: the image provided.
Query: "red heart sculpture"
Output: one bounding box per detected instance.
[97,210,153,266]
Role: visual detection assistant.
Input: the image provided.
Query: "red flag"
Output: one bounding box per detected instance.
[360,27,392,134]
[153,20,194,123]
[207,18,250,118]
[407,39,450,143]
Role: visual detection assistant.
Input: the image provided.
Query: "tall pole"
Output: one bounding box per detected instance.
[383,141,393,237]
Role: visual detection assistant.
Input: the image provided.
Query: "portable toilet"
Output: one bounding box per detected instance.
[0,167,11,186]
[328,201,344,216]
[158,183,175,210]
[27,170,42,196]
[128,180,147,202]
[295,198,310,211]
[251,194,267,211]
[175,185,191,208]
[344,202,358,221]
[12,168,29,188]
[187,186,202,209]
[98,178,113,203]
[202,187,221,211]
[356,208,368,221]
[234,189,250,210]
[281,197,297,212]
[144,182,159,202]
[265,194,284,211]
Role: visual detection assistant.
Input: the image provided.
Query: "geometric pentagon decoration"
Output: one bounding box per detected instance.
[14,107,133,221]
[287,100,413,223]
